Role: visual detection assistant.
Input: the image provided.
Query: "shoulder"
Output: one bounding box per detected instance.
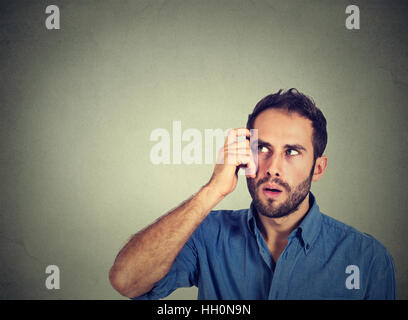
[204,208,249,226]
[318,213,391,260]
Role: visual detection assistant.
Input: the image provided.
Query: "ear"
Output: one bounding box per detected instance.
[312,155,328,182]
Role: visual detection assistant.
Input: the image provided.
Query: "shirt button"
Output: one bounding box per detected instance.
[305,244,310,250]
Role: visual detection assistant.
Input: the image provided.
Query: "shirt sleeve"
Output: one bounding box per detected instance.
[131,231,200,300]
[364,247,397,300]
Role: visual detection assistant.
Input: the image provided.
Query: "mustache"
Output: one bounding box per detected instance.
[256,176,291,192]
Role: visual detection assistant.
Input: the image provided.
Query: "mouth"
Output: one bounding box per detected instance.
[262,185,283,199]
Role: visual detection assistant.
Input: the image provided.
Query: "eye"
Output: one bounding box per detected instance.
[286,149,299,156]
[258,145,269,153]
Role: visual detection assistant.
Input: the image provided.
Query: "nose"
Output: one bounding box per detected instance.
[265,153,282,177]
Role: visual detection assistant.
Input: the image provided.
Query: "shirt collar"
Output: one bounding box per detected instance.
[247,192,322,255]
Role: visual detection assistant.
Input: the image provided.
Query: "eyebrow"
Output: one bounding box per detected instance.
[254,139,308,152]
[285,143,307,152]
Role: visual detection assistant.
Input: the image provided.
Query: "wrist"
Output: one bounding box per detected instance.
[195,183,225,212]
[204,182,226,200]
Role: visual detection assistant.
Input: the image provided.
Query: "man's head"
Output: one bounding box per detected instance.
[246,89,328,219]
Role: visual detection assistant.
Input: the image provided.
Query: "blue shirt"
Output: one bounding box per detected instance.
[134,193,396,300]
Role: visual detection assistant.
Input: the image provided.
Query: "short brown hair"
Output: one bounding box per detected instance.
[247,88,327,160]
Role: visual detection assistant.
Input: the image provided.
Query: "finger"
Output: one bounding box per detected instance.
[236,138,250,150]
[234,154,252,167]
[223,152,249,166]
[225,140,250,155]
[226,128,251,145]
[217,148,246,165]
[226,148,251,165]
[234,148,251,157]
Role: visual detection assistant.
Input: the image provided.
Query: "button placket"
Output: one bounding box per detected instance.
[267,240,292,299]
[255,229,273,270]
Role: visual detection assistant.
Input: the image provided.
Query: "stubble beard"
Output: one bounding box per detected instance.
[246,164,315,219]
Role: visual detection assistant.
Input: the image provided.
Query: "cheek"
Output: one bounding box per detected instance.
[287,158,307,174]
[291,160,315,184]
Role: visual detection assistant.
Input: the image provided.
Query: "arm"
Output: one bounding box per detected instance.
[364,247,397,300]
[109,128,256,298]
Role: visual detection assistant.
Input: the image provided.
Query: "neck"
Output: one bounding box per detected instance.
[256,193,311,243]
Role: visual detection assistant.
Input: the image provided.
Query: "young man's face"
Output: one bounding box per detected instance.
[246,108,323,219]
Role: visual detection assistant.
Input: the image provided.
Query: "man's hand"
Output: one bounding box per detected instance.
[206,128,257,198]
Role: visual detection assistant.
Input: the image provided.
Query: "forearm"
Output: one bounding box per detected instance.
[109,184,223,298]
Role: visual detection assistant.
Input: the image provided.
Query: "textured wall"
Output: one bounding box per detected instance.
[0,0,407,299]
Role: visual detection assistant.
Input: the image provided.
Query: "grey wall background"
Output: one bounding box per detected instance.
[0,0,407,299]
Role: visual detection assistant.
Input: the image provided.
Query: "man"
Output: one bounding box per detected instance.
[109,89,396,299]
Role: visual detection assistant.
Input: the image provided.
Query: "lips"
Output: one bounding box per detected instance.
[262,184,283,192]
[262,184,283,199]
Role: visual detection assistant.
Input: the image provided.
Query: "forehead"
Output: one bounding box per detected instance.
[253,108,314,147]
